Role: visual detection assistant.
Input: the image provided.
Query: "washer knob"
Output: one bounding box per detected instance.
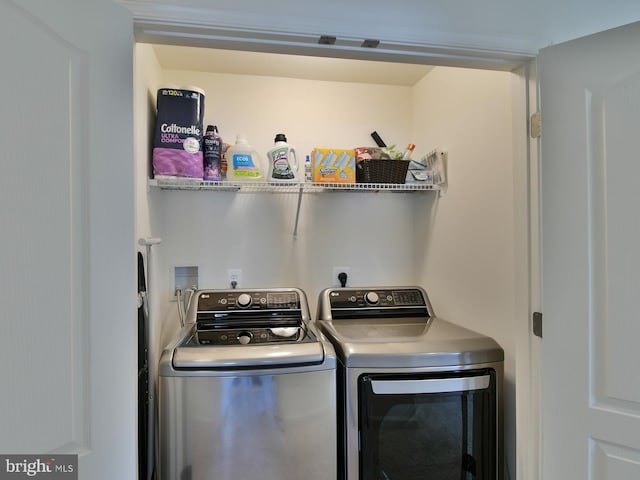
[365,291,380,305]
[236,293,252,308]
[237,331,252,344]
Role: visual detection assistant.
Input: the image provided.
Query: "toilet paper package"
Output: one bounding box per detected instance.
[152,87,205,179]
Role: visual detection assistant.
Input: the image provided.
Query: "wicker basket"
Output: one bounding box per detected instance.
[356,159,410,184]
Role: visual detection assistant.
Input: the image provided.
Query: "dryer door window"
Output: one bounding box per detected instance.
[358,369,497,480]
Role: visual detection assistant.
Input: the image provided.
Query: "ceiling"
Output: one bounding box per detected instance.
[152,44,434,86]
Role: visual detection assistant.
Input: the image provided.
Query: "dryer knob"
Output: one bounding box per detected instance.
[365,291,380,305]
[236,293,252,308]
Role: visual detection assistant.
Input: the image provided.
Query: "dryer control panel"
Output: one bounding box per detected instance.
[328,288,426,309]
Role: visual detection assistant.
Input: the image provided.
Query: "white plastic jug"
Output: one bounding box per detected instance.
[226,134,264,181]
[267,134,298,183]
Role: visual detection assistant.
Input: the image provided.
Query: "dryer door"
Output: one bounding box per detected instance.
[359,369,498,480]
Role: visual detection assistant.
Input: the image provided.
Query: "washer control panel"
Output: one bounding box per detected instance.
[328,288,426,309]
[195,327,304,345]
[196,290,300,312]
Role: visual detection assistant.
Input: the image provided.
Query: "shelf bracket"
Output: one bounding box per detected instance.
[293,184,304,238]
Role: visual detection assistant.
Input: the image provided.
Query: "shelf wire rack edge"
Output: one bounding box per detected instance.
[149,179,440,193]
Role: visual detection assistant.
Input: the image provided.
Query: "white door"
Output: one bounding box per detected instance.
[539,22,640,479]
[0,1,136,479]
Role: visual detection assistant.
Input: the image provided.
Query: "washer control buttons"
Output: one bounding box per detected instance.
[365,291,380,305]
[237,331,253,344]
[236,293,252,308]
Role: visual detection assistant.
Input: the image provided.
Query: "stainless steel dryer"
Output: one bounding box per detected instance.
[158,288,337,480]
[316,286,504,480]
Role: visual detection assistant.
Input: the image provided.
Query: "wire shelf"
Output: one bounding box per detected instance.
[149,178,440,193]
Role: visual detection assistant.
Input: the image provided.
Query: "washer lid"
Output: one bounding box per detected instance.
[172,335,326,369]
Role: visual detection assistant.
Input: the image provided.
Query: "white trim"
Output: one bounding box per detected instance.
[117,0,534,71]
[511,59,542,480]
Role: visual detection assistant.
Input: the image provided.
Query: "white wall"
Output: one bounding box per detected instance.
[412,66,517,476]
[134,45,518,478]
[134,44,168,397]
[134,44,162,245]
[138,46,429,344]
[158,69,415,163]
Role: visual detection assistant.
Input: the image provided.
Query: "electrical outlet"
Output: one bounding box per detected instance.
[228,269,242,288]
[332,266,351,287]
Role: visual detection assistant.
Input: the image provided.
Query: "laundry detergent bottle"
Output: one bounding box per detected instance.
[267,133,298,183]
[225,133,264,181]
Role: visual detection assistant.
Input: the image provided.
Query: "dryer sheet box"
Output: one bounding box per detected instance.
[311,148,356,183]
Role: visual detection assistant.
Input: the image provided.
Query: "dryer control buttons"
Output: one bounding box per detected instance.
[236,293,252,308]
[365,291,380,305]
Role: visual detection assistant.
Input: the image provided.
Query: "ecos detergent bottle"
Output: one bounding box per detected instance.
[225,134,264,181]
[267,133,298,183]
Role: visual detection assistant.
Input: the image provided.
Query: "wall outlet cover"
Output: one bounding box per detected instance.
[228,269,242,288]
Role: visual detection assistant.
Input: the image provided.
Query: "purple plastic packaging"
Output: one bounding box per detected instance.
[152,88,205,179]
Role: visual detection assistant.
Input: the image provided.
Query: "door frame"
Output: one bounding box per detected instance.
[123,6,541,479]
[514,59,542,480]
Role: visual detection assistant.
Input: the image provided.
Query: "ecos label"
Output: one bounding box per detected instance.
[232,154,260,177]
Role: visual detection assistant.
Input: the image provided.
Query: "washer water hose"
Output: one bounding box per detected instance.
[176,287,196,327]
